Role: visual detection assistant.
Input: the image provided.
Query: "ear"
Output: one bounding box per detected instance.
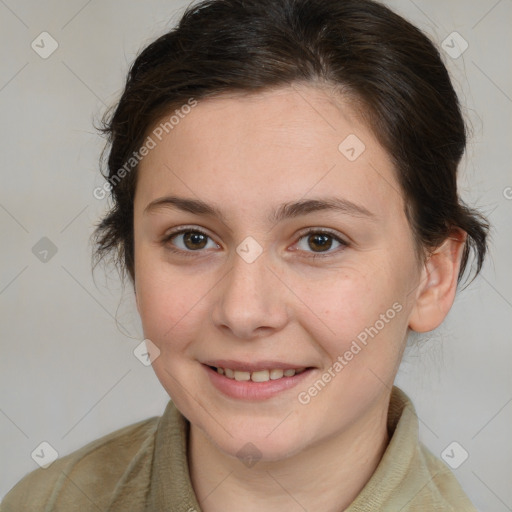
[408,230,467,332]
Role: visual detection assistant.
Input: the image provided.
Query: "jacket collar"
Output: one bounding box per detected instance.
[130,386,451,511]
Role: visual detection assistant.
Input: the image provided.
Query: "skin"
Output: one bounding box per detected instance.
[133,84,465,512]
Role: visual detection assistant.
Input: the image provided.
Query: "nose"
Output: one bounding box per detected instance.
[210,246,289,340]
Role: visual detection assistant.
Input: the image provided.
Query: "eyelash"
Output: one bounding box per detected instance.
[161,226,349,259]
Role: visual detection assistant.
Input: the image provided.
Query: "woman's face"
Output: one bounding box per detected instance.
[133,85,423,461]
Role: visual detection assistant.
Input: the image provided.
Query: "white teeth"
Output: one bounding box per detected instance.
[251,370,270,382]
[215,366,306,382]
[269,368,284,380]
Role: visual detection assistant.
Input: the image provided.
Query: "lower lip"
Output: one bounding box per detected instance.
[203,364,314,401]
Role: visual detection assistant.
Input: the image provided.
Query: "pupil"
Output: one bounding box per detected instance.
[310,234,331,252]
[185,232,207,250]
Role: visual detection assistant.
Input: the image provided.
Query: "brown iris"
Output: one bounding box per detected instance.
[183,231,208,250]
[307,233,333,252]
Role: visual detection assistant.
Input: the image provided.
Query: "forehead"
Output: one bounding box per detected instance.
[134,85,404,224]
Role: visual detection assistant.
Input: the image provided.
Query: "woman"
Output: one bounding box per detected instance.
[1,0,488,510]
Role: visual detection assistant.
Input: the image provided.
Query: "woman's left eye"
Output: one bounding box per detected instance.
[294,230,347,257]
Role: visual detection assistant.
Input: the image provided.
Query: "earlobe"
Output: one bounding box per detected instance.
[408,230,467,333]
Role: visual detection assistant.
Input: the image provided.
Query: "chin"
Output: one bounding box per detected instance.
[222,435,306,465]
[199,415,313,463]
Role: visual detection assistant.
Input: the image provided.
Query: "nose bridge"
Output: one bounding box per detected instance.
[212,239,287,337]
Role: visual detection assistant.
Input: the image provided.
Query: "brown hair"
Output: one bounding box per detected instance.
[92,0,489,286]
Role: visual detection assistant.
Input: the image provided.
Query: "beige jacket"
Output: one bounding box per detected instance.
[0,386,477,511]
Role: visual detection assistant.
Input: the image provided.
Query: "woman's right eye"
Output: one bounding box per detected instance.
[162,228,220,255]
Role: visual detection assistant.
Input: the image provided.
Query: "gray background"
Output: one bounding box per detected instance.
[0,1,511,510]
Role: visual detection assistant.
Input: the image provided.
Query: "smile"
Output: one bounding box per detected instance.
[210,365,307,382]
[202,363,315,400]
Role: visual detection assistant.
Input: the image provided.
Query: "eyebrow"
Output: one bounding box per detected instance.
[143,195,376,224]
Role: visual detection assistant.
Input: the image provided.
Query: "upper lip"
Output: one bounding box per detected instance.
[202,360,313,372]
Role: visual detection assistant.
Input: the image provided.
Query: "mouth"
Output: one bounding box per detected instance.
[206,364,310,382]
[201,361,316,400]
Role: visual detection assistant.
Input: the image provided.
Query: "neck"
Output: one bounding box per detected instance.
[188,393,391,512]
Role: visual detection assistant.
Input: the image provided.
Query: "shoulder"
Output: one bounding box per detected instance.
[416,442,478,511]
[0,415,160,512]
[382,387,478,511]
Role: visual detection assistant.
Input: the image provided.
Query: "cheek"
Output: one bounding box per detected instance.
[135,260,208,350]
[135,267,210,401]
[298,264,411,388]
[306,264,403,334]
